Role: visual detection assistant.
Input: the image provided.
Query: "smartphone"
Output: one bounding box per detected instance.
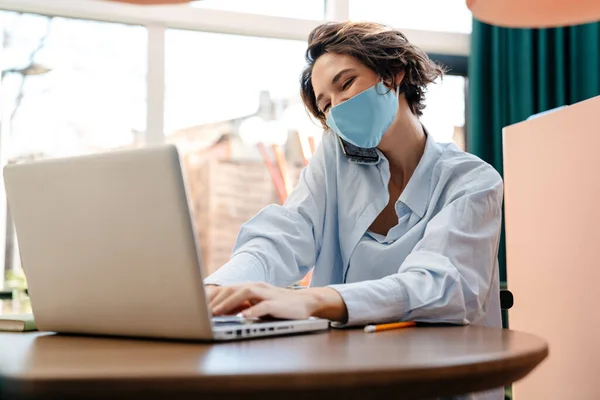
[336,136,379,164]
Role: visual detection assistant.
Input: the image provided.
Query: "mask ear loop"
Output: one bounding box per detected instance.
[379,79,401,99]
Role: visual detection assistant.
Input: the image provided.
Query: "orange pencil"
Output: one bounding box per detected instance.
[364,321,416,333]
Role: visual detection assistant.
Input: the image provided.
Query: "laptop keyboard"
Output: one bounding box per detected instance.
[211,316,283,326]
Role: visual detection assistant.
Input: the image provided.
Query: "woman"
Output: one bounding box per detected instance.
[205,22,503,331]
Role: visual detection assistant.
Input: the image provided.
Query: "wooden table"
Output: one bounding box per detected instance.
[0,325,548,400]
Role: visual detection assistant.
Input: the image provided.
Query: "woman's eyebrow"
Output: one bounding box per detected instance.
[331,68,356,85]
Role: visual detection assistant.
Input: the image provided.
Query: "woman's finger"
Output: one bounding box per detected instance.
[205,285,221,302]
[209,286,235,311]
[241,300,275,319]
[228,300,253,315]
[213,285,267,315]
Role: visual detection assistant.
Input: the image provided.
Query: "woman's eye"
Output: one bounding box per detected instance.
[323,103,331,112]
[342,78,355,90]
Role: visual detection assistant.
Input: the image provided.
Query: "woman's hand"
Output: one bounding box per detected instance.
[205,285,253,315]
[206,283,348,322]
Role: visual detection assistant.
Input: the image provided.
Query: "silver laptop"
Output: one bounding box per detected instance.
[3,145,329,341]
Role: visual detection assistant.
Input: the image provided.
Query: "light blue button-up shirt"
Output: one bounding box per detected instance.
[205,130,503,331]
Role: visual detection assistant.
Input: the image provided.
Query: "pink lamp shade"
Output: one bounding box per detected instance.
[104,0,190,4]
[467,0,600,28]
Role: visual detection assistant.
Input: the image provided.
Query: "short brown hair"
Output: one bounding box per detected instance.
[300,21,445,128]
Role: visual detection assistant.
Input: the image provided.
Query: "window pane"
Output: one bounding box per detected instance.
[1,12,147,158]
[166,30,320,274]
[421,75,466,150]
[165,30,312,136]
[350,0,472,33]
[190,0,325,20]
[0,11,147,310]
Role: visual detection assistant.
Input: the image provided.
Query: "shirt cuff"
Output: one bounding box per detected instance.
[327,277,408,327]
[203,252,267,286]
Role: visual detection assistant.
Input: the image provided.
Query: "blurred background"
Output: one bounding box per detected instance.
[1,0,597,317]
[2,3,599,398]
[0,0,471,301]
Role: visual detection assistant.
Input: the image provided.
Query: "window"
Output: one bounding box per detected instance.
[1,12,147,159]
[190,0,325,20]
[421,75,467,150]
[165,30,316,142]
[0,11,147,307]
[350,0,473,33]
[165,30,320,274]
[0,1,470,305]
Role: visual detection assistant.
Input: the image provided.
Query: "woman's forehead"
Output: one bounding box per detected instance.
[313,53,360,74]
[311,54,364,88]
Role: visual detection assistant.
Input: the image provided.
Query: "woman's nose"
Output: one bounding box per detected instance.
[332,95,350,108]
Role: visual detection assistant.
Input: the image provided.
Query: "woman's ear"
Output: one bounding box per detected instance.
[383,71,406,91]
[392,71,406,97]
[395,70,406,87]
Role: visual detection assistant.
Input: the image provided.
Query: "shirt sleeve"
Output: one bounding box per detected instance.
[203,140,328,288]
[328,169,503,326]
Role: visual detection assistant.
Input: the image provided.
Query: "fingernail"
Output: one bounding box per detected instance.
[213,307,221,315]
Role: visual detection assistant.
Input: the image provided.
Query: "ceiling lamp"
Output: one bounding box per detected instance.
[466,0,600,28]
[104,0,190,5]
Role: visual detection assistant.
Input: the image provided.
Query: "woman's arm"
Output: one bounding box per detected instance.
[203,140,328,288]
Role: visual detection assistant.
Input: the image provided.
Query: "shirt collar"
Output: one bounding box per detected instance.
[342,129,443,218]
[397,132,443,218]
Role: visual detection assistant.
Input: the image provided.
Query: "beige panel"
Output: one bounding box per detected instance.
[503,95,600,399]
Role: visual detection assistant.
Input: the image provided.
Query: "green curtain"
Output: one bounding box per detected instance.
[468,20,600,288]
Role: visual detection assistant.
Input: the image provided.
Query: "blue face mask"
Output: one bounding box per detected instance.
[326,81,399,149]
